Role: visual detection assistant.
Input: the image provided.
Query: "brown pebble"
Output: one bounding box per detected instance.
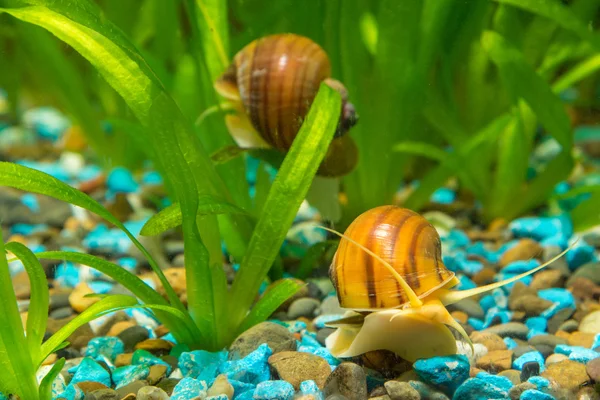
[500,239,542,267]
[546,353,569,366]
[509,294,554,317]
[568,331,596,348]
[106,320,136,337]
[154,325,170,337]
[268,351,331,389]
[472,267,497,286]
[556,330,572,340]
[155,268,187,297]
[470,331,507,351]
[452,311,469,324]
[207,374,234,399]
[470,367,483,377]
[476,350,513,372]
[568,277,600,301]
[41,353,58,366]
[147,364,168,385]
[69,282,101,313]
[498,369,521,385]
[115,353,133,367]
[134,339,174,354]
[75,381,109,393]
[577,386,600,400]
[541,360,591,391]
[586,356,600,382]
[530,269,564,291]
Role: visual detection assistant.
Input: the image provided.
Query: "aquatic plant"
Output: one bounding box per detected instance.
[0,0,343,357]
[0,229,141,399]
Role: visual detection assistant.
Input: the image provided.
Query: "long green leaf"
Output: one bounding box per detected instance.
[0,162,183,313]
[5,242,48,365]
[29,251,199,346]
[552,54,600,93]
[38,358,65,400]
[0,231,37,398]
[140,196,252,237]
[239,279,304,334]
[40,295,139,362]
[571,191,600,232]
[392,141,450,163]
[228,84,342,336]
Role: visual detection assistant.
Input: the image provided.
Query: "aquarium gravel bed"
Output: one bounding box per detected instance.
[2,102,600,400]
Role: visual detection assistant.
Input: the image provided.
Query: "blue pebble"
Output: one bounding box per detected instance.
[142,171,163,185]
[24,107,70,141]
[475,371,513,391]
[206,395,229,400]
[468,318,484,331]
[520,389,555,400]
[566,242,596,271]
[482,308,512,329]
[219,343,272,385]
[55,384,84,400]
[504,337,518,350]
[54,261,80,288]
[413,354,470,394]
[112,364,149,388]
[456,274,477,291]
[301,334,321,348]
[541,235,569,249]
[77,164,102,181]
[298,345,339,367]
[502,260,540,275]
[68,357,111,387]
[513,351,545,372]
[592,334,600,350]
[106,167,139,193]
[509,214,573,241]
[118,257,138,272]
[179,349,227,383]
[492,289,508,309]
[431,188,456,204]
[479,295,496,313]
[11,223,49,236]
[20,193,40,213]
[300,380,320,395]
[447,230,470,248]
[16,160,70,181]
[132,349,173,374]
[525,317,547,339]
[84,336,124,362]
[282,320,307,333]
[538,288,575,309]
[229,379,255,397]
[527,376,550,391]
[171,377,208,400]
[452,377,508,400]
[87,281,114,294]
[555,345,600,364]
[254,380,295,400]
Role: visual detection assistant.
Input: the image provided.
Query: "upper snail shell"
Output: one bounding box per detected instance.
[214,34,358,176]
[330,205,460,310]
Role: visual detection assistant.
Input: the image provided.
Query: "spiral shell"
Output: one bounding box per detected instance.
[215,34,358,177]
[330,205,459,310]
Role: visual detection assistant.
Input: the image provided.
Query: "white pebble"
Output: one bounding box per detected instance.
[59,152,85,177]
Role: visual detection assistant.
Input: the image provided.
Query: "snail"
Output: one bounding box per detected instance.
[320,205,575,363]
[213,33,358,177]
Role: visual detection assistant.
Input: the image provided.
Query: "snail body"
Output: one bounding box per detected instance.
[214,33,358,177]
[323,206,573,362]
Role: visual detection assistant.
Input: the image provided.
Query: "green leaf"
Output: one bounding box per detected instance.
[29,250,199,346]
[552,54,600,93]
[228,84,342,335]
[0,230,37,398]
[571,191,600,232]
[5,242,48,365]
[0,161,183,313]
[392,141,450,163]
[40,295,139,361]
[38,358,65,400]
[494,0,600,50]
[239,279,304,333]
[140,195,252,237]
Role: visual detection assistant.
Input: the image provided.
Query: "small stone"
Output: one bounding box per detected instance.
[106,320,136,337]
[483,322,529,340]
[568,277,600,301]
[513,345,538,359]
[118,325,150,352]
[50,306,74,319]
[156,378,179,395]
[413,354,470,394]
[513,351,545,372]
[134,338,174,355]
[541,360,591,391]
[70,357,111,387]
[268,351,331,389]
[452,377,508,399]
[470,331,507,351]
[509,295,553,317]
[287,298,321,319]
[545,353,568,366]
[559,320,580,333]
[75,381,109,393]
[228,321,296,360]
[147,365,167,385]
[207,374,234,399]
[530,269,564,291]
[85,388,120,400]
[500,239,542,267]
[115,353,133,367]
[384,381,420,400]
[69,282,101,313]
[476,350,513,372]
[254,380,295,400]
[136,386,170,400]
[577,387,600,400]
[498,369,521,385]
[447,298,485,319]
[84,336,124,362]
[451,311,469,324]
[112,365,150,388]
[528,334,568,348]
[323,362,367,400]
[548,307,575,334]
[520,361,540,381]
[316,328,335,346]
[569,262,600,285]
[580,311,600,334]
[569,331,596,348]
[555,344,600,364]
[586,357,600,382]
[319,295,344,315]
[170,377,208,400]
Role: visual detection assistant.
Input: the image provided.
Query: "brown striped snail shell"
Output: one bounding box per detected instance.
[323,205,574,362]
[214,33,358,177]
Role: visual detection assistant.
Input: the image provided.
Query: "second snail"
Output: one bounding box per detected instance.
[321,206,574,362]
[214,33,359,178]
